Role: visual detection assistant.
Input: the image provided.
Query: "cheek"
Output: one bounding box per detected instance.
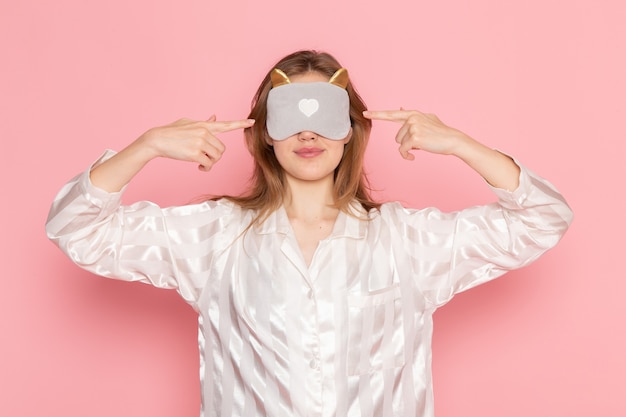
[330,143,348,164]
[271,143,290,163]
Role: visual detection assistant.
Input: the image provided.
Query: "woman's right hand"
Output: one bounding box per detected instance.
[89,116,255,192]
[139,116,255,171]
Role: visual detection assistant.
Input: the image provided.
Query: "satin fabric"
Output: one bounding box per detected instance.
[46,151,573,417]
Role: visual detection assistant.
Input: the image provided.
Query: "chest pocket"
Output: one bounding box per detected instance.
[346,284,406,375]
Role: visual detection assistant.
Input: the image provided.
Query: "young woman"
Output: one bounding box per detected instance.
[46,50,573,417]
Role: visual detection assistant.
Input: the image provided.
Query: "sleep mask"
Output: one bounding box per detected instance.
[266,68,351,141]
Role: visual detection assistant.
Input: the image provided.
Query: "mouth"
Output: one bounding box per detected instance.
[294,147,325,158]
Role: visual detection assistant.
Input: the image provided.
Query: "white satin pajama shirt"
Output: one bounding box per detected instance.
[46,151,573,417]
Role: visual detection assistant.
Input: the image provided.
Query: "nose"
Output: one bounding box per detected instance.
[297,131,318,141]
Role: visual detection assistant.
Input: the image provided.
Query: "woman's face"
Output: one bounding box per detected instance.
[267,71,352,185]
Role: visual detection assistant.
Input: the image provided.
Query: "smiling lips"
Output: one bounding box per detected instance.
[294,147,325,158]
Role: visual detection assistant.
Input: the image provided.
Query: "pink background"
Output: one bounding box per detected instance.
[1,0,624,416]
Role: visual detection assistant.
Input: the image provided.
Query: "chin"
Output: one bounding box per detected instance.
[287,171,335,183]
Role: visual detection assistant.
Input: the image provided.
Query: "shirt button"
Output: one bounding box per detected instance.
[309,358,319,369]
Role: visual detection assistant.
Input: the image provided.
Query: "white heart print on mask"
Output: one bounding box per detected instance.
[298,98,319,117]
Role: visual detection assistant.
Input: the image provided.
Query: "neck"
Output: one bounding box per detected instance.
[283,175,337,220]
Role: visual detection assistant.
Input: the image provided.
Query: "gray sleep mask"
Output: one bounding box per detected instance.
[266,68,351,141]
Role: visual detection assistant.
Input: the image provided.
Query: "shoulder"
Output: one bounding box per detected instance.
[371,201,458,234]
[376,201,441,219]
[162,198,256,229]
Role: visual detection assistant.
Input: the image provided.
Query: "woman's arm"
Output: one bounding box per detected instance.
[364,109,573,305]
[46,116,254,303]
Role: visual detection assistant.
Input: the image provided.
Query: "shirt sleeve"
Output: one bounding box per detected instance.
[383,160,574,307]
[45,150,239,306]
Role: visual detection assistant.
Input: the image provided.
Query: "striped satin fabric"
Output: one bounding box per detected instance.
[46,150,573,417]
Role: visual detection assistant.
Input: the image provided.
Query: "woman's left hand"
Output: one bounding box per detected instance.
[364,109,521,190]
[363,109,470,160]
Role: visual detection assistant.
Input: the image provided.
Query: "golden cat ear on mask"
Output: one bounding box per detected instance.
[270,68,291,87]
[328,68,349,89]
[270,68,350,89]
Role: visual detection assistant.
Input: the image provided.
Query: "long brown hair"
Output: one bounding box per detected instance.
[221,50,380,225]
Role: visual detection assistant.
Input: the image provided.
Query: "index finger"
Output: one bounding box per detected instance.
[206,118,255,133]
[363,110,412,122]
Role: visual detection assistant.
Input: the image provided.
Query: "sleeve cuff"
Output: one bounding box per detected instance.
[486,156,533,208]
[78,149,127,211]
